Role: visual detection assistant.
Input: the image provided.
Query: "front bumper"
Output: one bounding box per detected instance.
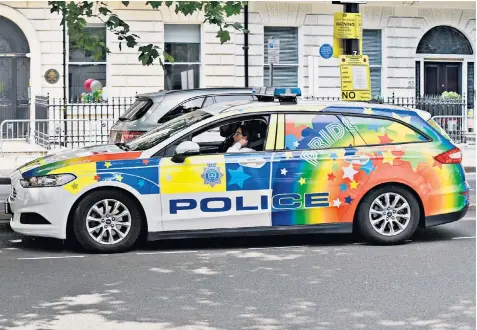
[424,204,469,228]
[8,176,76,240]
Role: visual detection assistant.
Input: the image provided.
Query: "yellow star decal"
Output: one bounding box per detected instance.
[381,149,396,165]
[115,174,123,182]
[388,118,415,137]
[350,180,359,189]
[363,108,374,114]
[285,152,293,160]
[104,161,112,168]
[299,177,306,185]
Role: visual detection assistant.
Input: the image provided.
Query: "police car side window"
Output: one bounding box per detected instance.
[284,114,355,150]
[343,116,426,145]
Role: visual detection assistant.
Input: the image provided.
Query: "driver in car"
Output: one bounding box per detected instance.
[227,125,255,153]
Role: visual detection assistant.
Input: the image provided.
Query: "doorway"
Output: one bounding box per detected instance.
[0,17,30,127]
[424,62,462,96]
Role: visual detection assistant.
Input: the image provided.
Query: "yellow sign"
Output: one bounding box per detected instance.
[339,55,371,101]
[333,37,343,58]
[333,13,362,39]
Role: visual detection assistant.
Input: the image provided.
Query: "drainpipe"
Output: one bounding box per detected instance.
[243,3,249,87]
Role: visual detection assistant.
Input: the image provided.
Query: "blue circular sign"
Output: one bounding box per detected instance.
[319,44,333,59]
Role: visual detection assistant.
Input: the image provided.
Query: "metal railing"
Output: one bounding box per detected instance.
[386,93,467,117]
[36,95,136,121]
[0,118,117,152]
[431,115,475,145]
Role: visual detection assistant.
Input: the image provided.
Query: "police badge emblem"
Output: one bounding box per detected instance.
[201,163,224,187]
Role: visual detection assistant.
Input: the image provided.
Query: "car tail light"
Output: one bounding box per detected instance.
[434,147,462,164]
[121,131,144,143]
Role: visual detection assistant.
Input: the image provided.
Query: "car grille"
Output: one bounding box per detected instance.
[9,185,16,202]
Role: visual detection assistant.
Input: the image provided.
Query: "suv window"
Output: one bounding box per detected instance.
[284,114,354,150]
[343,116,426,145]
[159,97,205,124]
[215,95,254,103]
[119,98,154,121]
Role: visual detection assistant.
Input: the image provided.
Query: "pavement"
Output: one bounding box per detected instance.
[0,211,474,329]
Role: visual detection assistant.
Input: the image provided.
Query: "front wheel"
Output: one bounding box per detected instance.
[356,186,420,245]
[72,190,143,253]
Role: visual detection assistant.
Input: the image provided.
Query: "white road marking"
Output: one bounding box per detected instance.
[136,250,198,255]
[452,236,476,240]
[461,217,476,221]
[17,256,84,260]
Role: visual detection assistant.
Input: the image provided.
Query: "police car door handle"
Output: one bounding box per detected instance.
[239,158,266,168]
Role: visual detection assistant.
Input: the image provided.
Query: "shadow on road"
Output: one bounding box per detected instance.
[0,221,473,255]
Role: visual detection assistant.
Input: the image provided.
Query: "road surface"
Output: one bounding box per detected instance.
[0,211,474,329]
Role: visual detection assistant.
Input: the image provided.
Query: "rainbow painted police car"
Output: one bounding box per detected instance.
[6,88,470,253]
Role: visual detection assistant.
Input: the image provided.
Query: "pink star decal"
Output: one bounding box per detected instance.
[378,133,393,144]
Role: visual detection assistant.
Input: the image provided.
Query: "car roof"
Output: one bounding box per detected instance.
[200,98,432,121]
[136,88,254,100]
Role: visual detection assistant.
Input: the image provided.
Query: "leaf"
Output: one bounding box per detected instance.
[121,1,130,6]
[217,30,230,44]
[163,51,175,63]
[224,1,243,17]
[146,1,163,9]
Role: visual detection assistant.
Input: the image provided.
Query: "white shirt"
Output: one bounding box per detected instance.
[227,142,255,153]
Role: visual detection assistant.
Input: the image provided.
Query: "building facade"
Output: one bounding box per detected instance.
[0,1,475,123]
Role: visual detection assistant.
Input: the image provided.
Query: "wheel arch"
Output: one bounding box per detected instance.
[66,186,149,241]
[352,181,426,231]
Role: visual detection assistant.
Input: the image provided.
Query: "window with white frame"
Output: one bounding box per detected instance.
[264,27,299,88]
[164,24,201,90]
[363,29,382,97]
[68,25,107,101]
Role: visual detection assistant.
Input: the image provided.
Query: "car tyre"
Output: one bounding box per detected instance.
[72,189,143,253]
[356,185,420,245]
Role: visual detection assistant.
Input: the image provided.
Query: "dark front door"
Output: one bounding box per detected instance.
[0,17,31,135]
[424,62,462,96]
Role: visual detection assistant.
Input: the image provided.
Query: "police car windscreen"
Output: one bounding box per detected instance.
[126,110,212,151]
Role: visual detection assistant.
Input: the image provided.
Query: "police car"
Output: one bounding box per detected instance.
[6,88,470,253]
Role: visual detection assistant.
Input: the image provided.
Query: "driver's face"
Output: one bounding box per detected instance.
[233,127,243,143]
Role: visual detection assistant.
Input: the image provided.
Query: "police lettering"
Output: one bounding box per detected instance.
[169,193,330,214]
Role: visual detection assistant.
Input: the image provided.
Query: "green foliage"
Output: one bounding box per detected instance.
[49,1,247,68]
[441,91,461,99]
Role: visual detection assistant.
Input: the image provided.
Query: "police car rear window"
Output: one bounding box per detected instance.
[119,98,155,121]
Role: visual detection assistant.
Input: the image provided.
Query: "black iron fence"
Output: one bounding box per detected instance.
[37,95,136,121]
[385,92,467,117]
[30,95,136,149]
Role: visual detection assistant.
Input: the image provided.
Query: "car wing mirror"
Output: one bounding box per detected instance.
[171,141,200,163]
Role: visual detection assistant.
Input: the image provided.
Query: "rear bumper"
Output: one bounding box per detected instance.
[424,204,469,228]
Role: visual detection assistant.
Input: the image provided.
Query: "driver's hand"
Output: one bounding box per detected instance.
[239,138,248,147]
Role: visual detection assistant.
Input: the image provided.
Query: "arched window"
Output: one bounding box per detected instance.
[417,26,473,55]
[0,17,29,54]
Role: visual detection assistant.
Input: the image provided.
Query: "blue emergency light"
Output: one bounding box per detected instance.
[273,87,302,97]
[253,87,301,104]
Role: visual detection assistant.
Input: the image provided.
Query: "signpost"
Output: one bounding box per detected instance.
[339,55,371,101]
[333,1,368,101]
[268,38,280,87]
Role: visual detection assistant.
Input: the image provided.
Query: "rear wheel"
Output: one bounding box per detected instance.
[72,190,143,253]
[356,186,420,245]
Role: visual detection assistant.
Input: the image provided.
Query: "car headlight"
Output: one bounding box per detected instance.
[20,174,77,188]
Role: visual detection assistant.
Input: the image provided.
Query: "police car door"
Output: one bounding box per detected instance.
[159,114,277,232]
[270,112,369,226]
